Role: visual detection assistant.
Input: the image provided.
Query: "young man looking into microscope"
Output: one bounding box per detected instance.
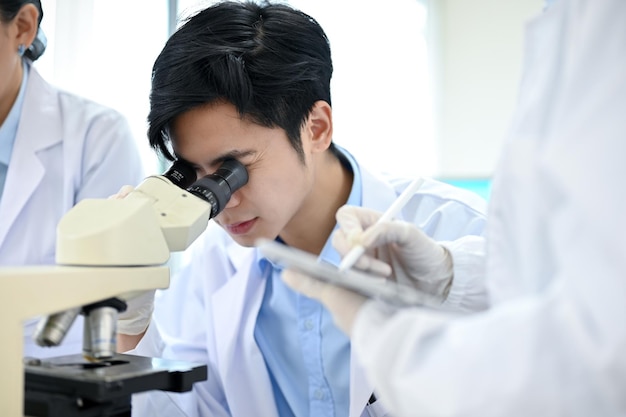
[122,2,488,416]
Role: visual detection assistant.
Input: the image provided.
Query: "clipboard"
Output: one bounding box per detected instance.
[256,238,442,308]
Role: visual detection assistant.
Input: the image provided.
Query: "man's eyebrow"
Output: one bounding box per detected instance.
[209,149,256,166]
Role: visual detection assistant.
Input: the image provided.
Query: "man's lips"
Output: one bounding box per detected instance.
[224,218,257,235]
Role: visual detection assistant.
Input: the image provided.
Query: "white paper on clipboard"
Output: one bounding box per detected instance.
[256,238,443,308]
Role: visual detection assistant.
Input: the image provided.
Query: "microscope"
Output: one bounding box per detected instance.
[0,159,248,417]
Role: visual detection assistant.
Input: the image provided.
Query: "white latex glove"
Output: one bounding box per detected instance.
[108,184,135,200]
[333,205,454,299]
[117,290,155,335]
[282,269,367,336]
[109,185,155,336]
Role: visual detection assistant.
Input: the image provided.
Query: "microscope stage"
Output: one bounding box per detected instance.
[24,353,207,416]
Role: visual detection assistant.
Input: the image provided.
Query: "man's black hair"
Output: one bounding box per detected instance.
[148,1,336,161]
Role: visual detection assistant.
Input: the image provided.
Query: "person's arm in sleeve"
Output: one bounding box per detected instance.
[349,204,626,417]
[440,235,489,312]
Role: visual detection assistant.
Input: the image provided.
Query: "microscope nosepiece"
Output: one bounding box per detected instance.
[33,308,81,347]
[83,306,119,360]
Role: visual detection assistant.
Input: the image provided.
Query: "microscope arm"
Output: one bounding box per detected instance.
[0,265,169,417]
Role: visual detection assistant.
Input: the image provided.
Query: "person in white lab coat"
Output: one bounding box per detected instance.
[283,0,626,416]
[0,0,145,358]
[121,2,488,417]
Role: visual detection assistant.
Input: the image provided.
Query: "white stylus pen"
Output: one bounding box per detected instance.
[337,177,425,272]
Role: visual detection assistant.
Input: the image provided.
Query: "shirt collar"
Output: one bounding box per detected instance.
[0,62,29,165]
[318,145,362,265]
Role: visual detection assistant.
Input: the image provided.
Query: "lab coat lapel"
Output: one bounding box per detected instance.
[348,167,397,417]
[0,67,60,249]
[211,243,279,417]
[349,354,376,417]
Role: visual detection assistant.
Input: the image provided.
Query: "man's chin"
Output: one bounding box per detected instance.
[231,232,280,249]
[230,235,256,247]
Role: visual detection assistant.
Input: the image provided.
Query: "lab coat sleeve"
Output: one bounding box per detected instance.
[401,181,489,313]
[441,236,489,313]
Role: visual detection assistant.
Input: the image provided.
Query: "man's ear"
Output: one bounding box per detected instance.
[305,100,333,153]
[15,4,39,49]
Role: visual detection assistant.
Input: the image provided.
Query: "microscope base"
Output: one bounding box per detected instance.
[24,353,207,417]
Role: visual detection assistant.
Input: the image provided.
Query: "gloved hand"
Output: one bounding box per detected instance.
[282,269,367,336]
[117,290,155,335]
[333,205,454,299]
[109,185,155,336]
[108,184,135,200]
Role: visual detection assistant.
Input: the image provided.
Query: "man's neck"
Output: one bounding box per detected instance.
[280,151,353,255]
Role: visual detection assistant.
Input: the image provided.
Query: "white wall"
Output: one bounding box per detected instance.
[289,0,436,179]
[36,0,170,174]
[430,0,543,178]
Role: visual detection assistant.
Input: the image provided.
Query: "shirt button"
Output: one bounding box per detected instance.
[304,319,314,330]
[314,389,325,400]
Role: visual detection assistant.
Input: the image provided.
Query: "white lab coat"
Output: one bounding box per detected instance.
[0,63,145,358]
[350,1,626,416]
[132,164,487,417]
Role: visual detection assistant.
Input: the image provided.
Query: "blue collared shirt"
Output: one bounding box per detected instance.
[0,62,28,199]
[254,147,362,417]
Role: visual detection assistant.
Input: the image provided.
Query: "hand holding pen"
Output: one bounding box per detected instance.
[333,178,455,298]
[338,177,425,272]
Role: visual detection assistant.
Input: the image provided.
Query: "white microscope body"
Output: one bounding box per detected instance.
[0,159,247,417]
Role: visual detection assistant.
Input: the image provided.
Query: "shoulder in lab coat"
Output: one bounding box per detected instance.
[132,162,488,417]
[0,63,145,358]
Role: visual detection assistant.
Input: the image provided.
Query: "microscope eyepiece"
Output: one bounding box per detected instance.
[187,159,249,218]
[162,158,248,218]
[162,160,198,189]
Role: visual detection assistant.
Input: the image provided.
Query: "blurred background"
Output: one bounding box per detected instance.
[35,0,543,200]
